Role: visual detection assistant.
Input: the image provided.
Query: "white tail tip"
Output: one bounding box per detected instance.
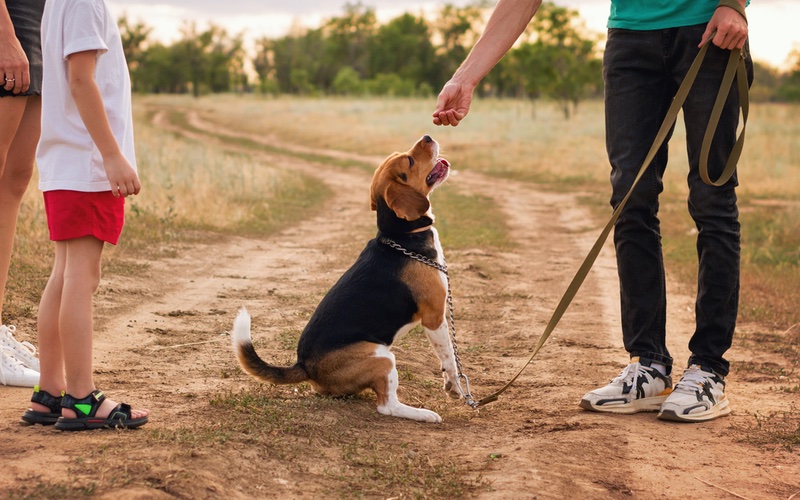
[231,307,252,347]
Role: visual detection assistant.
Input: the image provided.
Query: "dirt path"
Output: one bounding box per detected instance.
[1,109,797,499]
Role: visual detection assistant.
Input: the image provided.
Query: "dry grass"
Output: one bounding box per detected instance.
[4,95,797,459]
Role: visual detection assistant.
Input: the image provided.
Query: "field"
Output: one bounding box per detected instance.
[0,95,798,499]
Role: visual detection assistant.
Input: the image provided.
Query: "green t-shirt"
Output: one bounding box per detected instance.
[608,0,718,30]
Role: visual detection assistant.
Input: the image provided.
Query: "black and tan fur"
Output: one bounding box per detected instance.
[232,135,459,423]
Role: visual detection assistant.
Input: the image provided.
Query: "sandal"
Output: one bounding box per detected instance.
[54,389,149,431]
[20,385,64,426]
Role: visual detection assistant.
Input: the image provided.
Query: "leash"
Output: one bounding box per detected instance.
[378,236,479,409]
[473,38,749,407]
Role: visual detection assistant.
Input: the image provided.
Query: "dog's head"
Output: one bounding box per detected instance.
[370,135,450,224]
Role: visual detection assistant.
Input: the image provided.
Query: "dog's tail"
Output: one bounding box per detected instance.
[231,307,310,385]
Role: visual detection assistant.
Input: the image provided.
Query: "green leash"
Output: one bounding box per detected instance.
[474,39,749,408]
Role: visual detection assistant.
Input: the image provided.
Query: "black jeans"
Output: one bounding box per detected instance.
[604,25,753,377]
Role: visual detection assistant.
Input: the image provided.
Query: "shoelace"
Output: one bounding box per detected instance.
[1,325,37,360]
[674,365,713,393]
[0,347,28,385]
[612,361,645,390]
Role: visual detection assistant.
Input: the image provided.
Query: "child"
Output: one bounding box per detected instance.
[20,0,148,430]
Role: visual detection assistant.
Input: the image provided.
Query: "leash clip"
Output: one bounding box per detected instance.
[456,373,479,409]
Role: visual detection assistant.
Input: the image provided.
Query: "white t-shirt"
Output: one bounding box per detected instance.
[37,0,136,193]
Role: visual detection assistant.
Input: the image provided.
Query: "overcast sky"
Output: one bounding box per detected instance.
[108,0,799,70]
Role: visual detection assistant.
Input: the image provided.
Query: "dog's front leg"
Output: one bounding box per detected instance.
[423,321,462,399]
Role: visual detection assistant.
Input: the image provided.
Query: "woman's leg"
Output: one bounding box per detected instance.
[0,96,37,322]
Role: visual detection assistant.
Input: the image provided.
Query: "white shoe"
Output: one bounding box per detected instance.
[1,346,40,387]
[0,324,39,371]
[579,357,673,414]
[658,364,731,422]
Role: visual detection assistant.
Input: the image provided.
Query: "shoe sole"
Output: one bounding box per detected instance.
[657,399,731,422]
[579,395,668,414]
[54,416,149,431]
[20,410,61,426]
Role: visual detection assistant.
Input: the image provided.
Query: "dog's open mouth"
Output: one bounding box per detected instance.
[426,158,450,186]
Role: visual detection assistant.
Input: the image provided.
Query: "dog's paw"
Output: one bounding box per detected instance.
[443,373,462,399]
[378,403,442,423]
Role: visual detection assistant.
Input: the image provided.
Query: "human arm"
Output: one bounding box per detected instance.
[701,0,748,50]
[67,50,141,197]
[0,1,29,93]
[433,0,542,126]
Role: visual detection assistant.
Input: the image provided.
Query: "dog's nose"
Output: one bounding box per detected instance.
[423,135,432,143]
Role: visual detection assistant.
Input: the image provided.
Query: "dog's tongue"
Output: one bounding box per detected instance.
[435,158,450,172]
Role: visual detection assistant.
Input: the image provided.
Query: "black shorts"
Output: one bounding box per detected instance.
[0,0,45,98]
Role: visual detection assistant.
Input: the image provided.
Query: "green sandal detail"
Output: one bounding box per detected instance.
[20,385,64,426]
[54,389,149,431]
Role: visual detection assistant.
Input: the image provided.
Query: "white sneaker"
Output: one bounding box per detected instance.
[658,364,731,422]
[1,347,40,387]
[579,357,673,414]
[0,324,39,371]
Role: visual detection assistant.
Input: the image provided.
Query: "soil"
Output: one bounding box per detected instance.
[1,110,798,499]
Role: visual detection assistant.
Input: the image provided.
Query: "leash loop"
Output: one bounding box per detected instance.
[378,236,479,409]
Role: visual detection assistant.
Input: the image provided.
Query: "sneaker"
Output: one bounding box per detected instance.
[0,325,39,371]
[657,364,731,422]
[1,347,40,387]
[579,357,673,414]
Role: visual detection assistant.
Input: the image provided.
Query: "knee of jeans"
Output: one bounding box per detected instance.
[688,185,738,224]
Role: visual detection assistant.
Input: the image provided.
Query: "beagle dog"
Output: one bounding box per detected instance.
[232,135,460,423]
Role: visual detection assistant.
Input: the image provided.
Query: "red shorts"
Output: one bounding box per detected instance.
[43,190,125,245]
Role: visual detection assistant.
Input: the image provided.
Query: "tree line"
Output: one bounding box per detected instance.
[119,1,800,113]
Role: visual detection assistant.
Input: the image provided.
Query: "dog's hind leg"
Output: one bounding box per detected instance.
[372,345,442,423]
[422,322,462,400]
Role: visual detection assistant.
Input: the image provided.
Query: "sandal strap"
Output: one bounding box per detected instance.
[31,385,65,413]
[61,389,106,418]
[108,403,133,421]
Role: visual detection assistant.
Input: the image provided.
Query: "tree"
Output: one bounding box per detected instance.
[368,13,436,85]
[319,3,377,90]
[117,15,152,92]
[432,2,487,89]
[775,50,800,102]
[508,2,602,118]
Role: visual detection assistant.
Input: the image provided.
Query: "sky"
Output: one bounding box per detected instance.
[108,0,799,71]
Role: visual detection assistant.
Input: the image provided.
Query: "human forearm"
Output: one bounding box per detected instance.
[68,57,121,159]
[450,0,542,88]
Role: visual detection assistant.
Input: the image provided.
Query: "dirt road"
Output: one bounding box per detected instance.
[1,110,797,499]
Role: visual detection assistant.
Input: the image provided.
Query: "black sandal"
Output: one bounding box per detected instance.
[54,389,149,431]
[20,385,64,426]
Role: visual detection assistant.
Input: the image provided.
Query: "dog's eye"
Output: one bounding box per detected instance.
[408,156,415,167]
[398,173,408,182]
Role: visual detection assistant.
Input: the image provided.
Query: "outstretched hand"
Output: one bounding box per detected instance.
[432,81,473,127]
[701,5,748,50]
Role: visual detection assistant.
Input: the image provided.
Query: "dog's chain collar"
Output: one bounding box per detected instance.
[378,236,478,409]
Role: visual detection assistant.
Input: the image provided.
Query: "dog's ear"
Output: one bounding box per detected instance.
[384,182,430,221]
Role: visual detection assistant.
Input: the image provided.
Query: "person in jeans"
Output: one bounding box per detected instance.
[432,0,750,422]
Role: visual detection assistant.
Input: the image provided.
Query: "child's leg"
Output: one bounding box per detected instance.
[29,242,68,412]
[57,236,148,421]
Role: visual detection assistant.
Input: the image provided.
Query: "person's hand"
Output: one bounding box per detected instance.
[701,5,748,50]
[0,29,30,94]
[432,80,474,127]
[103,152,141,198]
